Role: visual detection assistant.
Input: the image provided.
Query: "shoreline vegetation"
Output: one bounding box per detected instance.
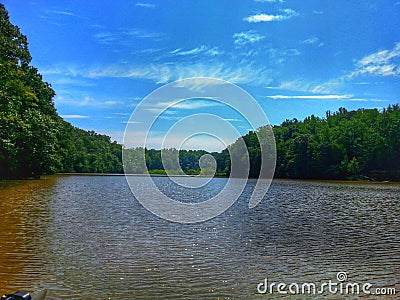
[56,173,399,183]
[1,4,399,182]
[4,173,399,186]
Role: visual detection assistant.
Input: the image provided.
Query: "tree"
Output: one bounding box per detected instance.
[0,4,59,178]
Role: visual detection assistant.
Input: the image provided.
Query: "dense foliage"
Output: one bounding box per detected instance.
[128,105,400,181]
[277,106,400,180]
[239,106,400,181]
[0,4,122,178]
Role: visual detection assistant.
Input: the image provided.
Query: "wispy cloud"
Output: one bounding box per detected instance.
[279,43,400,95]
[47,77,95,87]
[266,94,353,100]
[169,45,221,57]
[45,10,78,17]
[40,9,80,26]
[265,94,388,103]
[309,43,400,94]
[141,99,222,117]
[233,31,265,46]
[302,36,324,47]
[135,2,155,8]
[104,100,121,106]
[313,10,323,15]
[93,29,163,45]
[157,115,182,121]
[61,114,90,119]
[223,118,242,122]
[135,48,166,55]
[254,0,284,3]
[55,95,123,108]
[350,42,400,77]
[152,99,221,110]
[46,61,272,86]
[172,77,229,91]
[91,24,106,29]
[262,48,301,64]
[244,9,298,23]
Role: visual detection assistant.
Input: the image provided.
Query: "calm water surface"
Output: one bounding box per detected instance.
[0,175,399,299]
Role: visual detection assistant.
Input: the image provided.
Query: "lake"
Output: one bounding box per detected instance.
[0,175,399,299]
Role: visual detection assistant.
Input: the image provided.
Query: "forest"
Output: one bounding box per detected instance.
[238,105,400,181]
[124,105,400,181]
[1,4,399,181]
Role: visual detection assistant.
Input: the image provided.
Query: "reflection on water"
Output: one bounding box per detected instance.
[0,176,399,299]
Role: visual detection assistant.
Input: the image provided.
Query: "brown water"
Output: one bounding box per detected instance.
[0,175,399,299]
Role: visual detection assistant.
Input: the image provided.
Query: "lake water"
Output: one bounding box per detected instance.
[0,175,399,299]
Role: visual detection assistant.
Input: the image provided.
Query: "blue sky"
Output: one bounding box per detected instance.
[4,0,400,150]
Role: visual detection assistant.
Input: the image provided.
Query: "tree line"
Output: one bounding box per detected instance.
[123,148,219,175]
[239,105,400,181]
[1,4,399,181]
[125,104,400,181]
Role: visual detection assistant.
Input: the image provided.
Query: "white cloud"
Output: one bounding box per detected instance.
[309,79,344,95]
[265,94,388,103]
[347,98,388,102]
[223,118,242,122]
[47,61,272,86]
[169,45,221,57]
[233,31,265,46]
[275,80,316,93]
[61,114,90,119]
[351,43,400,77]
[310,43,400,94]
[153,99,221,110]
[255,0,284,3]
[104,100,120,106]
[244,9,298,22]
[48,77,95,87]
[135,2,155,8]
[284,49,301,56]
[302,37,318,44]
[267,94,352,100]
[55,95,124,108]
[244,14,279,22]
[302,36,324,47]
[157,115,182,121]
[45,10,78,17]
[172,77,229,91]
[93,29,163,45]
[262,48,301,64]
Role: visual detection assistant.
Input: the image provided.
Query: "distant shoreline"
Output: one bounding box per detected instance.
[55,172,216,178]
[52,173,399,185]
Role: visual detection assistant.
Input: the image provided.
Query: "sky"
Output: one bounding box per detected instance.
[3,0,400,151]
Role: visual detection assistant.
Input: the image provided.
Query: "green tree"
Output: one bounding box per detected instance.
[0,4,59,178]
